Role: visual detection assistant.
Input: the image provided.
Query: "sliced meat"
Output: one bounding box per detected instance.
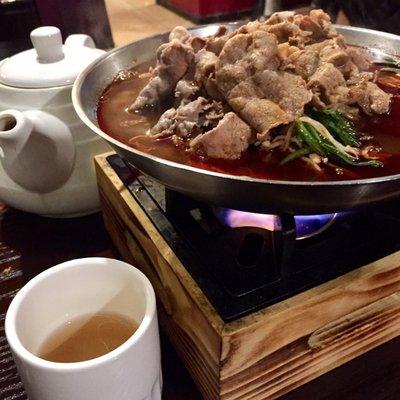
[194,49,219,82]
[141,8,392,159]
[346,46,371,71]
[307,63,346,107]
[230,95,290,139]
[190,112,253,159]
[254,70,312,119]
[319,43,349,68]
[216,31,280,97]
[308,9,337,38]
[349,82,392,114]
[285,46,320,79]
[205,26,229,55]
[151,97,226,138]
[169,26,191,43]
[152,97,208,138]
[266,21,308,44]
[225,70,311,139]
[265,11,295,25]
[175,78,199,100]
[265,9,338,47]
[130,40,194,110]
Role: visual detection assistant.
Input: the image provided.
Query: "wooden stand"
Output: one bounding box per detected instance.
[95,153,400,400]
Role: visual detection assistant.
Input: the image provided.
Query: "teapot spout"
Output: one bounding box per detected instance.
[0,109,75,193]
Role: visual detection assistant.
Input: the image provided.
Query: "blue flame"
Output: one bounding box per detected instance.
[215,208,340,239]
[294,214,336,238]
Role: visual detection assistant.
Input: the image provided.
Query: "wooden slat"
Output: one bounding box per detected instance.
[96,154,223,399]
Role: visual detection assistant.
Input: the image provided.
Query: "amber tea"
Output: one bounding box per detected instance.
[38,312,138,363]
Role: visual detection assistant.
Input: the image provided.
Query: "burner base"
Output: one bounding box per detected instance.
[96,153,400,400]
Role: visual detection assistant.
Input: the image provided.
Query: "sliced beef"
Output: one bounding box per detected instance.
[190,112,253,159]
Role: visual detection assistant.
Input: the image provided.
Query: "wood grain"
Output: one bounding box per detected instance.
[96,153,223,399]
[96,152,400,400]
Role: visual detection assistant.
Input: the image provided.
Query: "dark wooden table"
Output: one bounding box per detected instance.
[1,207,399,400]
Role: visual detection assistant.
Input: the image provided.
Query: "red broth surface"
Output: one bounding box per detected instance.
[97,63,400,182]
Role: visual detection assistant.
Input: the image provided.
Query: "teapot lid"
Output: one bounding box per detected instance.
[0,27,105,88]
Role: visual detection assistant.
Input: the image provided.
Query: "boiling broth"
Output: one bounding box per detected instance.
[97,59,400,182]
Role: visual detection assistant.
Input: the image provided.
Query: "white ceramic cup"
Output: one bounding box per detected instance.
[5,257,162,400]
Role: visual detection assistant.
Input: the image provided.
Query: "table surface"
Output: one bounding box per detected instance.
[1,207,400,400]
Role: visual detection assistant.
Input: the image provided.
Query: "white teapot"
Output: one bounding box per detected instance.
[0,26,110,217]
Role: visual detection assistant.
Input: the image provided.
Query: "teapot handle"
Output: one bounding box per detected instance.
[65,34,96,49]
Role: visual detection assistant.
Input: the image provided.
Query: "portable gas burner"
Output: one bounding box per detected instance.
[95,153,400,400]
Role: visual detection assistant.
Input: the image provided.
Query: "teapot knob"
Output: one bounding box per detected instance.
[30,26,64,63]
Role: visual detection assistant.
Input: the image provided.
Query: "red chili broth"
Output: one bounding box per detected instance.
[97,62,400,182]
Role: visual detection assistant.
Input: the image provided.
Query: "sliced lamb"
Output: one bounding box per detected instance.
[222,70,311,139]
[308,63,345,94]
[265,11,295,25]
[215,30,280,96]
[265,9,338,48]
[151,97,208,138]
[130,39,194,110]
[349,82,392,115]
[205,26,229,56]
[194,48,221,100]
[346,47,371,71]
[151,97,226,138]
[265,21,308,44]
[190,112,253,160]
[308,9,338,38]
[175,78,199,101]
[194,49,219,82]
[284,46,320,79]
[307,63,346,107]
[254,70,312,119]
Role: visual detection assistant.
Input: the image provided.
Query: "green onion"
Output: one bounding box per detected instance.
[295,119,383,168]
[280,147,310,165]
[374,56,400,69]
[311,109,360,147]
[295,120,325,155]
[320,140,383,168]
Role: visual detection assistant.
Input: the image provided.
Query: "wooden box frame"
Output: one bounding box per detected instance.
[95,153,400,400]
